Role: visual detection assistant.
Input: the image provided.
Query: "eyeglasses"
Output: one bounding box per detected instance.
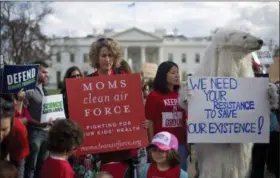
[70,74,81,78]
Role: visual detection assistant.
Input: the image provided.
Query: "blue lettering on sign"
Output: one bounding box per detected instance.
[187,117,263,134]
[210,78,237,90]
[213,101,255,110]
[188,77,265,139]
[203,90,227,101]
[189,77,207,90]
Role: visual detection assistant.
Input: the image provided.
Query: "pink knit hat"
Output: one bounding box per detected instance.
[150,131,179,151]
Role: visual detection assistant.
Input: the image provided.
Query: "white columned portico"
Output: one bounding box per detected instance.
[141,46,146,64]
[158,46,163,64]
[124,47,128,61]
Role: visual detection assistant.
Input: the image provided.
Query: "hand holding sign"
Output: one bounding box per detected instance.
[41,94,66,123]
[17,88,26,101]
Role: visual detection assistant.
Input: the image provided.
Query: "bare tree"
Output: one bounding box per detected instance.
[0,2,52,64]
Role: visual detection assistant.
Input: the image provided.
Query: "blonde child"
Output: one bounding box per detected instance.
[140,131,188,178]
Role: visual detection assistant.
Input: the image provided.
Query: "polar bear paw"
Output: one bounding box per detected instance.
[268,83,279,110]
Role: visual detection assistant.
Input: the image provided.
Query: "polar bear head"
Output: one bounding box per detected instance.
[213,28,263,55]
[178,29,264,109]
[194,28,263,77]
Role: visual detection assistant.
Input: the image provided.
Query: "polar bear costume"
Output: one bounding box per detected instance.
[179,28,279,178]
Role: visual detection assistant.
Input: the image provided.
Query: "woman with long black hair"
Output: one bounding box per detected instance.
[145,61,188,172]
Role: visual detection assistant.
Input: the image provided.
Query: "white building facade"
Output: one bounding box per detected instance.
[47,27,210,89]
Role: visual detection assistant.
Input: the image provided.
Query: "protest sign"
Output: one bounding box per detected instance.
[141,63,158,79]
[41,94,66,123]
[66,73,149,155]
[187,77,270,143]
[1,64,39,94]
[252,46,273,65]
[269,56,279,83]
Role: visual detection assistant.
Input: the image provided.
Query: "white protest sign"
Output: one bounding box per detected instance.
[252,46,273,65]
[187,77,270,143]
[41,94,66,123]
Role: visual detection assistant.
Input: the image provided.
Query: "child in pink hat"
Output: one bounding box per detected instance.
[139,131,188,178]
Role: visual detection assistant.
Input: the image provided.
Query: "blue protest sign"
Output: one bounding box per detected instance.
[1,65,39,94]
[187,77,270,143]
[0,68,3,94]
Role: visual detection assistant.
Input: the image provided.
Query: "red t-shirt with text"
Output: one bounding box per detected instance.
[40,157,74,178]
[147,163,181,178]
[9,117,30,161]
[145,90,187,144]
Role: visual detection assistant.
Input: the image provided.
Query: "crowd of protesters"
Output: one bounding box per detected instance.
[0,37,279,178]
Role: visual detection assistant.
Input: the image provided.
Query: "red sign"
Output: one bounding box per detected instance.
[66,73,149,156]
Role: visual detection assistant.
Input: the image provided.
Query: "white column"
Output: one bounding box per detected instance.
[158,46,163,64]
[124,47,128,61]
[141,46,146,65]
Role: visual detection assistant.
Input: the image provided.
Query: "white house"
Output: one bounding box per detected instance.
[47,27,211,89]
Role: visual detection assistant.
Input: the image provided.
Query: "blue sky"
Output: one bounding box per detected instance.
[40,2,279,44]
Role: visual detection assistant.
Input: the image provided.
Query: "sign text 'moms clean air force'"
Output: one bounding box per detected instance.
[66,74,148,156]
[187,77,270,143]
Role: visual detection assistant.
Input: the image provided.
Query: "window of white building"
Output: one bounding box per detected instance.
[182,53,187,63]
[195,53,200,63]
[168,53,173,61]
[56,71,61,84]
[182,71,187,81]
[56,52,61,63]
[83,53,89,63]
[70,53,75,63]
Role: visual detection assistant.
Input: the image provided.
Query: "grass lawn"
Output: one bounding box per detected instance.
[47,89,60,95]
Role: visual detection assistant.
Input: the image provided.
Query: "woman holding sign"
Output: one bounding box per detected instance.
[145,61,188,172]
[71,37,149,178]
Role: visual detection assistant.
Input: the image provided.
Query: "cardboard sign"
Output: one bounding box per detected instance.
[252,46,274,65]
[141,63,158,79]
[187,77,270,143]
[1,65,39,94]
[269,56,279,83]
[41,94,66,123]
[66,73,149,155]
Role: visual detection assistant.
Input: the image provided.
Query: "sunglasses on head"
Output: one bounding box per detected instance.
[70,74,81,78]
[97,37,113,42]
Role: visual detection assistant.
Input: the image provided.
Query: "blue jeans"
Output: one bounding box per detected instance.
[11,159,25,178]
[24,129,49,178]
[178,144,188,171]
[18,159,25,178]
